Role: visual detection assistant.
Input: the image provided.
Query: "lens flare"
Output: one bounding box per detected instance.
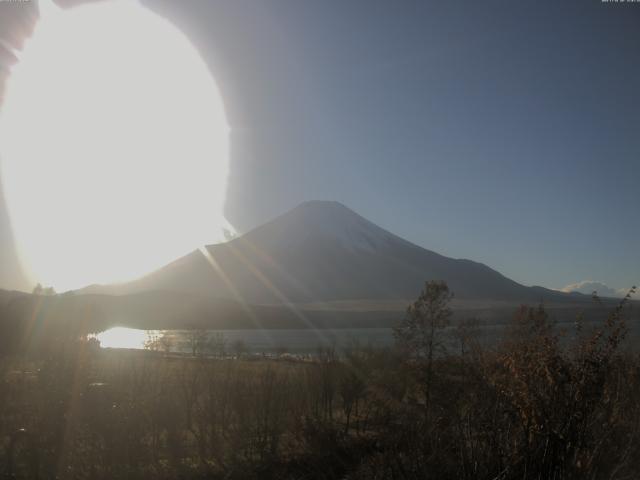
[0,0,231,291]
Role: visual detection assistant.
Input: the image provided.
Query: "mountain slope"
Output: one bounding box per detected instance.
[81,201,571,304]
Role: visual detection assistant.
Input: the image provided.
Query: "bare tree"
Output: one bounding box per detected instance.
[187,329,209,357]
[210,332,227,359]
[159,335,173,356]
[144,331,160,352]
[394,280,452,415]
[32,283,56,296]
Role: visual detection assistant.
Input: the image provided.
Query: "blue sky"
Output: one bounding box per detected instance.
[1,0,638,292]
[147,0,638,292]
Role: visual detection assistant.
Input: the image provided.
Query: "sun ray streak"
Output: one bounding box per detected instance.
[19,294,44,352]
[231,234,339,315]
[218,240,335,348]
[198,247,273,338]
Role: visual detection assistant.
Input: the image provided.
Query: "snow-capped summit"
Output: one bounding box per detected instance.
[245,200,399,254]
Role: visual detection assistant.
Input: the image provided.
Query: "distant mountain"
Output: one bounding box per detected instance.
[81,201,575,305]
[1,202,629,334]
[0,288,27,307]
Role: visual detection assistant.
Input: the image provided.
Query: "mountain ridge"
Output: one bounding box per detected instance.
[79,201,574,304]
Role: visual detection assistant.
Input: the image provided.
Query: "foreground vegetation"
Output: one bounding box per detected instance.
[0,282,638,479]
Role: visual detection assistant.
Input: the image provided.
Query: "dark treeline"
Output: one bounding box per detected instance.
[0,281,638,479]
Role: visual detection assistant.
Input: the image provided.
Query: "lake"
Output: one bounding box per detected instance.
[95,319,640,356]
[95,327,398,355]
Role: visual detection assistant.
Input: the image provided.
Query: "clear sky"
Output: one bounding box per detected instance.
[0,0,638,293]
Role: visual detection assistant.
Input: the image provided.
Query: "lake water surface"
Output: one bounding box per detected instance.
[95,327,398,354]
[95,320,640,356]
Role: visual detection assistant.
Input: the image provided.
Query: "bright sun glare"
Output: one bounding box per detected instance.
[0,0,231,291]
[94,327,151,350]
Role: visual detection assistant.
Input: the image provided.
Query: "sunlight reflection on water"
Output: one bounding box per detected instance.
[92,322,640,355]
[94,327,152,350]
[93,327,397,354]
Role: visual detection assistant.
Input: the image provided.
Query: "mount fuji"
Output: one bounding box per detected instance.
[81,201,571,306]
